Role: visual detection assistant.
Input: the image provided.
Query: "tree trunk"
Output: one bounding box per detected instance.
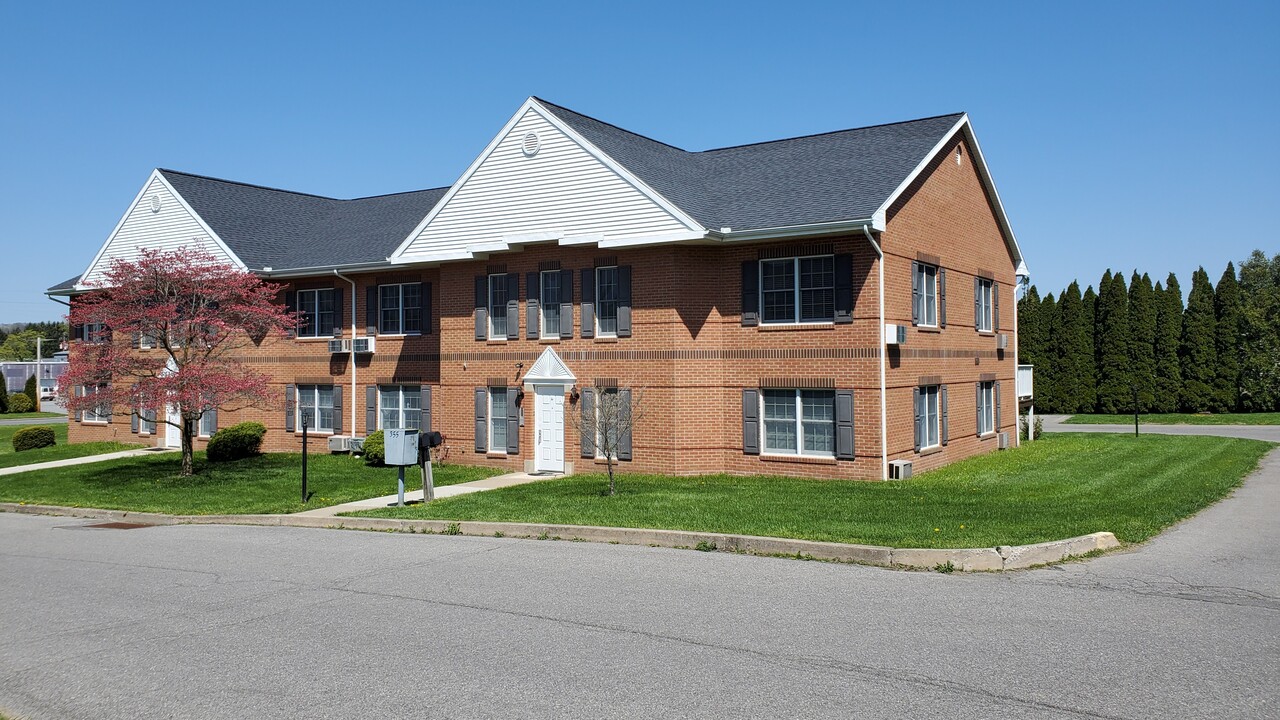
[606,458,615,496]
[180,417,195,476]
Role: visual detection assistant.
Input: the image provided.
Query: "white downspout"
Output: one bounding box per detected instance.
[334,270,358,438]
[1012,279,1020,448]
[862,225,888,481]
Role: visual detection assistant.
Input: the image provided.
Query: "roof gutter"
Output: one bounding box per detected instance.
[860,225,889,481]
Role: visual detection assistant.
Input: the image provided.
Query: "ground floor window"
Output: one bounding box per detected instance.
[489,387,508,453]
[919,385,941,449]
[297,385,334,432]
[977,381,995,435]
[139,407,156,434]
[762,388,835,457]
[84,384,109,423]
[380,386,421,430]
[198,409,217,438]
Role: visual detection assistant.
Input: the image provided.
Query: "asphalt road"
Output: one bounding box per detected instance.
[1040,414,1280,442]
[1,451,1277,719]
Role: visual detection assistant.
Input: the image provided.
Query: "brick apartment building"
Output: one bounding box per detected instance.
[49,97,1028,480]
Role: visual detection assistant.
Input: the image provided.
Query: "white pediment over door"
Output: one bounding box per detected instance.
[523,346,576,389]
[394,100,702,261]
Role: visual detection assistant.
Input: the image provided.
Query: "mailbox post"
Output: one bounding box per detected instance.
[384,429,420,507]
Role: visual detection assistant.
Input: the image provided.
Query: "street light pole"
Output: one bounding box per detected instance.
[35,337,44,412]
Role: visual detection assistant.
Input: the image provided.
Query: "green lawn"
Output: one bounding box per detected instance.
[0,423,137,469]
[1064,412,1280,425]
[0,453,503,515]
[0,411,64,419]
[356,434,1275,549]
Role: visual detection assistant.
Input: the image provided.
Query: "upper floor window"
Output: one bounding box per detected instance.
[297,384,334,433]
[297,288,336,338]
[488,275,509,339]
[380,283,422,335]
[913,263,939,327]
[83,322,108,344]
[976,278,994,332]
[596,266,620,337]
[379,385,421,430]
[762,388,835,457]
[540,270,562,337]
[760,256,834,324]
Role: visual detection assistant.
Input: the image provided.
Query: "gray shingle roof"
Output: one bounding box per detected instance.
[47,273,82,293]
[536,98,964,231]
[158,171,448,271]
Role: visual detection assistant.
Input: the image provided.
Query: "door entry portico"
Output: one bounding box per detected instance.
[522,347,576,474]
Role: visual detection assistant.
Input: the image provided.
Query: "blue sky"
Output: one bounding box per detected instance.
[1,1,1275,321]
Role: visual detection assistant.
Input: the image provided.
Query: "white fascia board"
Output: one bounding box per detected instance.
[387,248,478,266]
[501,230,562,245]
[715,218,877,244]
[76,169,247,290]
[595,229,709,249]
[960,121,1026,272]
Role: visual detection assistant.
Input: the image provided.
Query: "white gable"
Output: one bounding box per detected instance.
[80,171,243,287]
[394,100,702,262]
[522,346,576,388]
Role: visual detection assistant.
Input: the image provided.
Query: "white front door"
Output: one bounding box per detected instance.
[534,385,565,473]
[165,405,181,448]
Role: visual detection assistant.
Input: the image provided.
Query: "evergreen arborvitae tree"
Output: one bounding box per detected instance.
[23,375,37,404]
[1237,250,1280,411]
[0,380,8,413]
[1038,292,1059,412]
[1212,262,1242,412]
[1017,285,1045,366]
[1180,267,1217,412]
[1055,282,1096,413]
[1095,270,1132,413]
[1081,284,1100,408]
[1153,274,1184,412]
[1127,271,1158,412]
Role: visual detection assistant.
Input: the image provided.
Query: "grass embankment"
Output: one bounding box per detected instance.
[0,452,502,515]
[0,411,64,419]
[0,423,136,470]
[1064,412,1279,425]
[356,434,1274,548]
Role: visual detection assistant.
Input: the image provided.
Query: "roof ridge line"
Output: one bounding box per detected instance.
[696,112,967,154]
[159,168,445,202]
[532,97,691,153]
[342,186,450,201]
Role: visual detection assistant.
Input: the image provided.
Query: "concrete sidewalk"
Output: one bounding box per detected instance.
[1041,414,1280,442]
[292,470,554,517]
[0,447,174,476]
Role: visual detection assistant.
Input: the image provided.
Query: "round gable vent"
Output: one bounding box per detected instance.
[521,131,541,157]
[149,195,162,213]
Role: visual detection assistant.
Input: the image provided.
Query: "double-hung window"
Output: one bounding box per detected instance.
[198,410,217,438]
[488,387,508,452]
[976,278,994,331]
[595,266,620,337]
[83,322,107,344]
[297,385,334,433]
[83,384,110,422]
[138,408,156,435]
[760,256,834,324]
[297,288,336,337]
[977,381,995,435]
[379,386,422,430]
[920,385,941,449]
[915,263,939,327]
[380,283,422,335]
[488,275,509,339]
[594,387,620,459]
[762,389,836,457]
[540,270,562,337]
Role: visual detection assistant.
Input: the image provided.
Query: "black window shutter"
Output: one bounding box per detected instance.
[559,268,574,339]
[474,276,487,341]
[835,389,854,459]
[131,410,139,433]
[285,385,296,432]
[423,282,433,334]
[506,387,520,455]
[366,286,378,335]
[995,381,1002,432]
[939,268,948,327]
[742,389,760,455]
[365,385,377,433]
[976,382,983,435]
[741,260,759,326]
[474,388,487,453]
[505,274,519,341]
[74,386,82,422]
[285,291,297,338]
[974,276,981,331]
[911,262,920,326]
[941,385,949,445]
[333,287,344,337]
[834,254,853,324]
[332,386,342,434]
[580,387,595,457]
[580,268,595,338]
[994,281,1001,332]
[130,332,140,349]
[913,387,923,452]
[617,265,632,337]
[421,385,432,432]
[526,272,540,340]
[617,388,633,461]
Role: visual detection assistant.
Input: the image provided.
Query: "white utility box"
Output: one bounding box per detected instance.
[384,428,420,466]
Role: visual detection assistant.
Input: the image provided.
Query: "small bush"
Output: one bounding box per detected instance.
[12,425,56,452]
[8,393,33,414]
[1020,413,1044,441]
[206,421,266,462]
[362,430,385,466]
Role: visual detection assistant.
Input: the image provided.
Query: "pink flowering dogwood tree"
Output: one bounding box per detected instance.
[62,248,295,476]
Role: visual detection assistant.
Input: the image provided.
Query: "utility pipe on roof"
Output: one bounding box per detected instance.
[861,225,888,481]
[334,270,358,440]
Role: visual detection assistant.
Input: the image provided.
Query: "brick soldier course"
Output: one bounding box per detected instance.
[50,97,1026,480]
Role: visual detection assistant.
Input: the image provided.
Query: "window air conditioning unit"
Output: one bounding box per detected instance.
[996,333,1009,350]
[888,459,913,480]
[998,432,1010,449]
[328,339,351,354]
[328,435,352,452]
[884,323,908,345]
[353,336,376,354]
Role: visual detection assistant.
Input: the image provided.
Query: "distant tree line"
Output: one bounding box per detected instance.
[1018,249,1279,414]
[0,322,67,361]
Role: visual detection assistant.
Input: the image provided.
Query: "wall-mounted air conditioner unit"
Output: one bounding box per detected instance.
[353,337,376,354]
[888,459,913,480]
[996,333,1009,350]
[884,324,908,345]
[328,339,351,354]
[998,432,1010,449]
[328,435,352,452]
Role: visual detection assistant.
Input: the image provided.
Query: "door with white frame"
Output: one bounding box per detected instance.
[165,404,181,448]
[534,385,565,473]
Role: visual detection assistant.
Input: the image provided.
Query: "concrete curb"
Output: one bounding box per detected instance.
[0,502,1119,571]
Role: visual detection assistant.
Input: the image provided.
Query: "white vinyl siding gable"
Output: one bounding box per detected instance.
[82,174,239,286]
[399,109,693,257]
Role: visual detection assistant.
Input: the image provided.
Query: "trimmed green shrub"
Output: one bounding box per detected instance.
[8,393,33,413]
[206,421,266,462]
[362,430,385,466]
[13,425,56,452]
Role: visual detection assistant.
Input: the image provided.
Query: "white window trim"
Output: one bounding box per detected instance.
[83,384,110,424]
[977,278,994,332]
[488,387,508,455]
[488,275,508,340]
[760,388,837,458]
[84,322,108,344]
[759,254,836,326]
[595,266,619,338]
[198,410,216,439]
[295,384,335,435]
[917,263,940,328]
[378,385,422,431]
[139,332,155,350]
[978,381,995,436]
[379,283,423,336]
[296,288,336,338]
[921,385,941,450]
[539,269,561,337]
[138,408,156,435]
